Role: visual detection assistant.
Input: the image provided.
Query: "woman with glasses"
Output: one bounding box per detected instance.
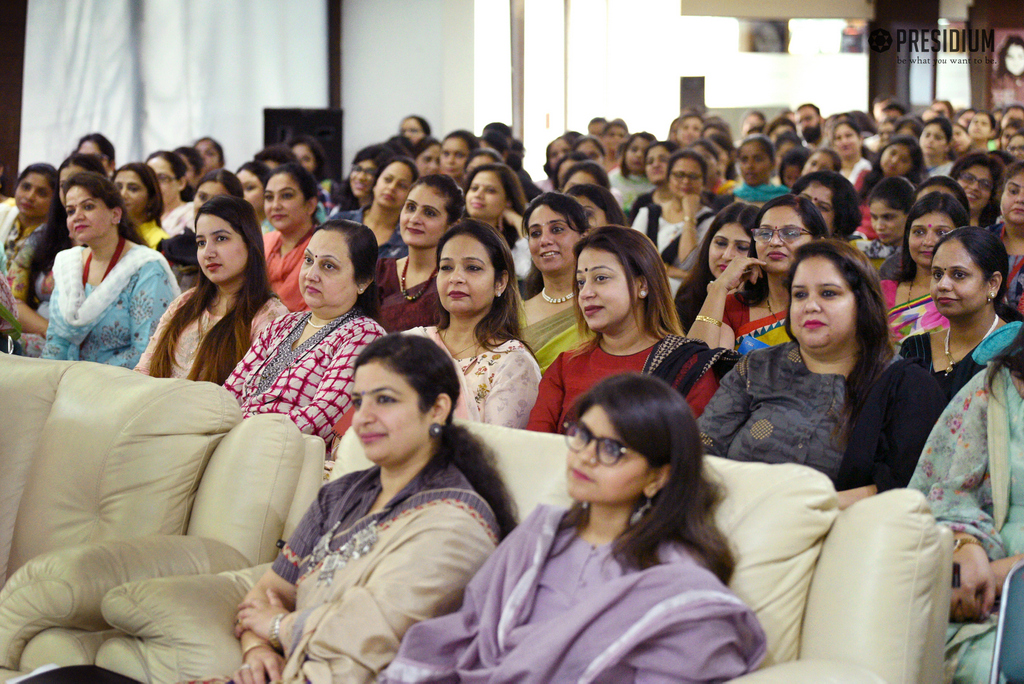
[333,145,393,214]
[881,193,969,343]
[146,151,194,237]
[383,374,766,684]
[527,226,737,434]
[951,152,1004,228]
[990,161,1024,310]
[688,195,828,352]
[699,240,945,509]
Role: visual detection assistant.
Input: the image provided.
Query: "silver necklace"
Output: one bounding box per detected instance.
[541,288,574,304]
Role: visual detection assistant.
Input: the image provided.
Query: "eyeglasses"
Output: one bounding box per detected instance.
[752,226,811,243]
[350,165,376,177]
[564,421,629,466]
[670,171,702,182]
[958,171,993,192]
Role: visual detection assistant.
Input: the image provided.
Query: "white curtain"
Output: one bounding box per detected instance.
[21,0,328,171]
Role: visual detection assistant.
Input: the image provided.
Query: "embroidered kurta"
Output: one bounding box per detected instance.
[224,309,385,442]
[6,229,55,356]
[381,505,766,684]
[42,244,179,368]
[406,326,541,429]
[134,289,290,378]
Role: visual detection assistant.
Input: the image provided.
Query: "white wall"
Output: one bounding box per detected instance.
[341,0,477,171]
[21,0,328,169]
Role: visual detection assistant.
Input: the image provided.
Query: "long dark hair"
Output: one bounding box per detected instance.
[785,240,894,443]
[521,192,590,299]
[63,172,144,245]
[149,196,276,384]
[562,374,734,580]
[146,150,190,202]
[464,163,527,251]
[675,202,758,330]
[737,194,828,307]
[115,162,164,225]
[859,135,926,202]
[896,192,971,283]
[791,171,861,238]
[353,334,517,539]
[564,184,627,227]
[436,219,524,350]
[315,219,381,321]
[26,155,107,307]
[934,227,1022,323]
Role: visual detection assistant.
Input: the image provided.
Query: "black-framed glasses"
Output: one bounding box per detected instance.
[958,171,993,192]
[752,226,811,243]
[564,421,629,465]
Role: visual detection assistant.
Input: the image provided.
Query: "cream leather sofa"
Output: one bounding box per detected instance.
[85,421,952,684]
[0,356,324,680]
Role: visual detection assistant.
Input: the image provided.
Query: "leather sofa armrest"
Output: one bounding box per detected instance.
[98,565,266,683]
[800,489,951,684]
[0,536,248,669]
[732,659,887,683]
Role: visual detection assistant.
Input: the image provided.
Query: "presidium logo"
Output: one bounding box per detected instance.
[869,28,996,64]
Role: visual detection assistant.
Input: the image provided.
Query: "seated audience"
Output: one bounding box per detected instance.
[7,154,106,356]
[194,168,244,210]
[43,171,178,367]
[831,117,871,187]
[674,202,758,332]
[900,227,1022,401]
[147,150,194,237]
[263,163,320,311]
[407,219,540,428]
[289,133,337,213]
[521,192,589,373]
[882,193,969,343]
[411,136,442,178]
[528,225,737,433]
[688,194,828,351]
[921,116,955,177]
[136,196,288,382]
[333,144,391,213]
[778,145,811,189]
[802,147,842,176]
[223,334,515,684]
[237,160,272,227]
[626,140,679,224]
[335,157,418,259]
[114,162,167,249]
[463,163,527,275]
[439,130,479,187]
[225,220,385,444]
[383,373,766,683]
[376,174,464,332]
[857,136,926,231]
[863,176,915,276]
[76,132,116,176]
[194,136,225,176]
[910,322,1024,683]
[699,240,945,508]
[991,161,1024,310]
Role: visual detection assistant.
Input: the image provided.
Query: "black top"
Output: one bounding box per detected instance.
[899,332,985,402]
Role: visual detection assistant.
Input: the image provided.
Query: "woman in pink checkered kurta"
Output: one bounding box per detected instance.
[225,220,386,445]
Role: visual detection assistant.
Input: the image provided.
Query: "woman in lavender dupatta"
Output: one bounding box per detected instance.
[382,373,766,684]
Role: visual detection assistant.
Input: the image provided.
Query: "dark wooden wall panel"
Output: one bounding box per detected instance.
[0,0,27,193]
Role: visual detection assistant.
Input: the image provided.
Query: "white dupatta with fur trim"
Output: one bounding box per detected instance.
[51,245,179,343]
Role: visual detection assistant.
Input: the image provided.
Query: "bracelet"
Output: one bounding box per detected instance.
[695,315,723,328]
[241,641,268,658]
[268,613,284,652]
[953,536,984,554]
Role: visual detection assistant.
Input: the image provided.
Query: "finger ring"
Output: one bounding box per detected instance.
[240,663,252,669]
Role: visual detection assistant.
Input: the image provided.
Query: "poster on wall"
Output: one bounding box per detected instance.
[991,30,1024,108]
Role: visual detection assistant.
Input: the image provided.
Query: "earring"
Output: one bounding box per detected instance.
[428,423,443,438]
[988,293,995,301]
[629,496,653,526]
[639,290,647,298]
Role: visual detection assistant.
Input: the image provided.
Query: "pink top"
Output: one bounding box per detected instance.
[881,279,949,343]
[224,310,385,441]
[135,289,289,378]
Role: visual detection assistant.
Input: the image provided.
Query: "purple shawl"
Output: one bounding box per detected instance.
[381,505,766,683]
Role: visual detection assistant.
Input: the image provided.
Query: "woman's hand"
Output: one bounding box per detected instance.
[681,192,701,220]
[236,588,289,641]
[232,644,285,684]
[710,256,765,295]
[951,541,996,622]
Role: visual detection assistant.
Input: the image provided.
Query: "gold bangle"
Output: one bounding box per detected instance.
[241,640,268,658]
[695,315,723,327]
[953,536,984,554]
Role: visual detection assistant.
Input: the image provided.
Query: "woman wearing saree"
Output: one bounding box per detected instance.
[520,192,589,373]
[225,334,517,684]
[688,195,828,353]
[881,192,968,344]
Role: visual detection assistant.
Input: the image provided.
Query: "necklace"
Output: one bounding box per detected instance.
[440,330,479,359]
[944,315,1000,374]
[541,287,574,304]
[307,314,332,328]
[400,258,437,302]
[82,236,126,287]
